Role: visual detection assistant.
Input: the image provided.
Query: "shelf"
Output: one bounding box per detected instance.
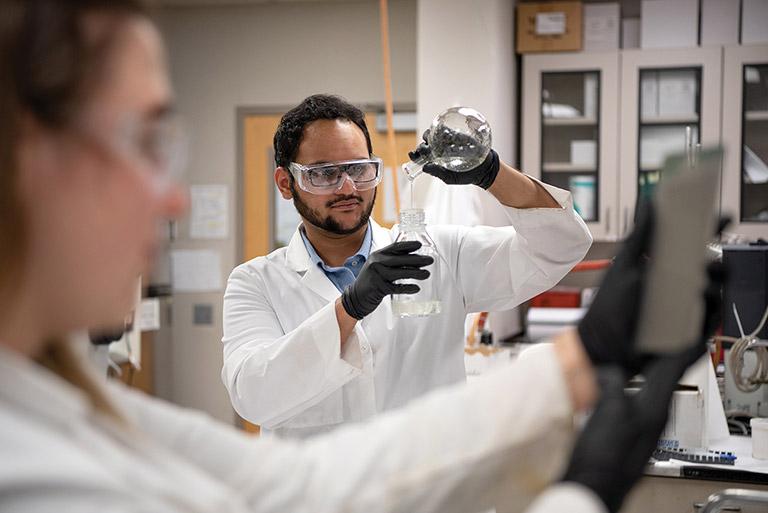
[542,163,597,173]
[543,117,597,126]
[745,110,768,121]
[640,115,699,125]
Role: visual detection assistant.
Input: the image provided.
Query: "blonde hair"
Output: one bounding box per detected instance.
[0,0,149,420]
[37,339,124,420]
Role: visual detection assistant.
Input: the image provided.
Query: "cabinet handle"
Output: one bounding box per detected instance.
[693,504,741,512]
[622,207,629,236]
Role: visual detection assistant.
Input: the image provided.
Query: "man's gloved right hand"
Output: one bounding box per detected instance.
[408,130,500,189]
[341,241,433,320]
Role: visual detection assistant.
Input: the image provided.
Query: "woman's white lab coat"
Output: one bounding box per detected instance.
[222,181,592,437]
[0,343,605,513]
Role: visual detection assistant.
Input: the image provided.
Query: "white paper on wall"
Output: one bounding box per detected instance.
[170,249,222,292]
[535,12,566,35]
[139,298,161,331]
[190,184,228,239]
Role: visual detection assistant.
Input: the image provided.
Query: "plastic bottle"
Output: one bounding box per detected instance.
[391,208,442,317]
[402,106,492,180]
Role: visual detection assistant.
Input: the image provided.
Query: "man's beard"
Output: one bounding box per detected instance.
[290,180,376,235]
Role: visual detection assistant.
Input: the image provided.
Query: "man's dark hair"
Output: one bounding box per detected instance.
[273,94,373,169]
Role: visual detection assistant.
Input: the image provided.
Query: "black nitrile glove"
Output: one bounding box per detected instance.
[341,241,433,320]
[578,204,728,374]
[408,130,500,189]
[562,342,706,513]
[577,201,654,373]
[565,218,729,513]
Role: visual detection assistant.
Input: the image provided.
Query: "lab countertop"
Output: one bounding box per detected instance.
[646,436,768,484]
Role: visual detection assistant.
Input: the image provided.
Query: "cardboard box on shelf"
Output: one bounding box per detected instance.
[641,71,659,120]
[641,0,699,49]
[517,1,583,54]
[742,0,768,45]
[657,70,698,118]
[571,140,597,167]
[583,73,598,118]
[701,0,739,46]
[583,2,619,51]
[640,125,698,170]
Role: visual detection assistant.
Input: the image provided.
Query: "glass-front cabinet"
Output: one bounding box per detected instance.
[523,52,619,240]
[619,47,722,236]
[637,67,701,199]
[722,45,768,238]
[523,47,768,241]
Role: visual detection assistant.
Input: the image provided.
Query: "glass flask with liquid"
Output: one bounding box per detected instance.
[391,208,442,317]
[402,106,492,180]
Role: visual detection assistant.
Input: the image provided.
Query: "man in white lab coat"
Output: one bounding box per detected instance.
[222,94,593,437]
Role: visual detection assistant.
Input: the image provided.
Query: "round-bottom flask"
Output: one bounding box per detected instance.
[391,208,442,317]
[402,106,492,180]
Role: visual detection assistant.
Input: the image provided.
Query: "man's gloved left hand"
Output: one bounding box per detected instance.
[408,130,500,189]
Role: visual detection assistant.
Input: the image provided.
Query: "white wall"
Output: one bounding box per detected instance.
[417,0,516,162]
[412,0,517,215]
[155,1,417,422]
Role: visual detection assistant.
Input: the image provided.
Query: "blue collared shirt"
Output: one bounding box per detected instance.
[300,223,373,293]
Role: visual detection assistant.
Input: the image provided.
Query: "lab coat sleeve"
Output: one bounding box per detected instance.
[442,179,592,314]
[524,483,607,513]
[221,264,362,428]
[113,343,575,513]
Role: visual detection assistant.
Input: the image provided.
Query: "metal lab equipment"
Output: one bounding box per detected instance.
[717,245,768,416]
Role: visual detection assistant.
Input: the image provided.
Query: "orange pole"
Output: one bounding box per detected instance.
[378,0,401,217]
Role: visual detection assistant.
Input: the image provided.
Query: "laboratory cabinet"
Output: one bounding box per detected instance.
[721,44,768,239]
[523,46,766,241]
[522,51,620,240]
[618,47,722,237]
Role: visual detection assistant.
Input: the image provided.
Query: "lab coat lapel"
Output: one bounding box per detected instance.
[370,219,394,251]
[284,226,340,302]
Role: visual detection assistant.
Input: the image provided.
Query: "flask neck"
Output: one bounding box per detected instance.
[402,157,428,180]
[398,208,427,228]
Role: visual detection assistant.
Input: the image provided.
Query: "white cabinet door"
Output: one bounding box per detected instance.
[522,52,620,241]
[722,44,768,239]
[618,47,723,236]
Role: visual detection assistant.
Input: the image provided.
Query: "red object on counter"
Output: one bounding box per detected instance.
[530,288,582,308]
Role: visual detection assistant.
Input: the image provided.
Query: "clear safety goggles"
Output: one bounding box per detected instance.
[76,110,189,194]
[288,157,383,194]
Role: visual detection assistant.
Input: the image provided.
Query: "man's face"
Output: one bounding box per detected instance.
[280,119,376,236]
